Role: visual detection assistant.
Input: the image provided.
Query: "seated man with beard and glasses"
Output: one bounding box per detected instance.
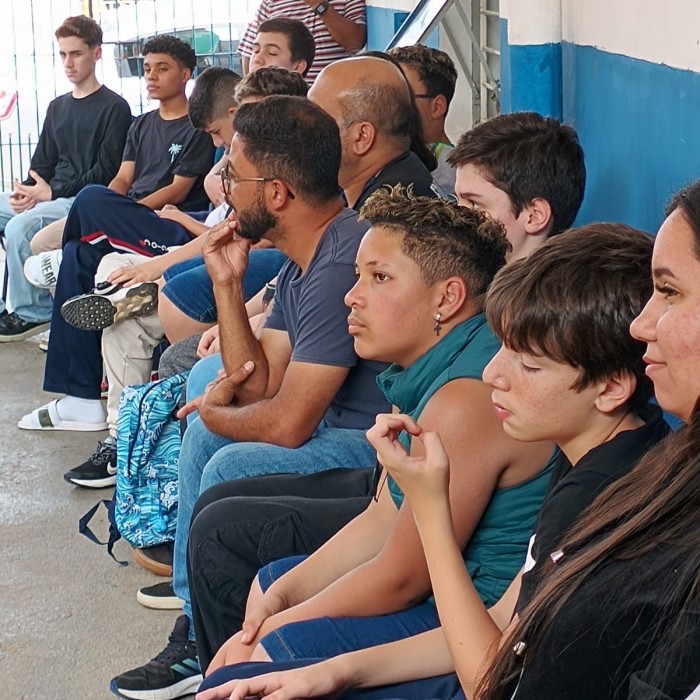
[109,95,391,700]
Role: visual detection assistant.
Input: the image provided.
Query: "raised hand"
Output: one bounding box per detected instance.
[202,214,253,287]
[366,414,451,507]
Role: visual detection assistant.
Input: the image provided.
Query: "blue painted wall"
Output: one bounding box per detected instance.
[499,19,562,119]
[367,6,400,50]
[561,43,700,233]
[366,5,439,51]
[500,18,700,234]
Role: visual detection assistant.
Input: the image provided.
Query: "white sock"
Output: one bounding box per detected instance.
[55,396,106,424]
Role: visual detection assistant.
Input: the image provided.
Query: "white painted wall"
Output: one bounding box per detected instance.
[562,0,700,72]
[502,0,700,73]
[501,0,561,45]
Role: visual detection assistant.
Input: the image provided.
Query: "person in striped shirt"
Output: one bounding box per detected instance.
[239,0,367,82]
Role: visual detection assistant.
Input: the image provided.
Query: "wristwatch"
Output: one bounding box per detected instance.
[314,1,330,16]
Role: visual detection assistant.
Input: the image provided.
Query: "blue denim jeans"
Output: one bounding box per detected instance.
[199,660,464,700]
[173,414,377,631]
[184,353,224,425]
[255,555,441,660]
[161,248,287,324]
[0,192,74,321]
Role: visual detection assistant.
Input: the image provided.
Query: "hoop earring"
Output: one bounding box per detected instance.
[433,313,442,336]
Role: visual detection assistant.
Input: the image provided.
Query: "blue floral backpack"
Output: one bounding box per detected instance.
[79,371,189,561]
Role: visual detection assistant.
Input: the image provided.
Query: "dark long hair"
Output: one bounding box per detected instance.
[478,180,700,700]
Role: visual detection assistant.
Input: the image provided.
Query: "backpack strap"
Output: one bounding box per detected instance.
[78,498,128,566]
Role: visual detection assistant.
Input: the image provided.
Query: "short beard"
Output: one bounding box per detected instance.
[237,190,277,243]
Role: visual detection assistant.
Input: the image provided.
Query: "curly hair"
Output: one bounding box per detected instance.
[234,67,309,102]
[388,45,457,107]
[143,35,196,72]
[359,185,509,300]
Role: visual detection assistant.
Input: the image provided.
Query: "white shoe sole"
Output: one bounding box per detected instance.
[136,589,184,611]
[65,473,116,489]
[0,321,50,343]
[61,282,158,332]
[111,673,202,700]
[18,399,108,432]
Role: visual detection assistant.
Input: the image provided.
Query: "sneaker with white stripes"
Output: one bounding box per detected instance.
[109,615,202,700]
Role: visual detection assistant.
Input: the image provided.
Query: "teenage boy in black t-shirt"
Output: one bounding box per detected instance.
[105,35,214,212]
[0,15,131,342]
[18,36,214,434]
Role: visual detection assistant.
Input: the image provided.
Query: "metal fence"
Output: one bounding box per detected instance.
[0,0,255,190]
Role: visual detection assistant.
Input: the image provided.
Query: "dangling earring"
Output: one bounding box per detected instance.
[433,313,442,336]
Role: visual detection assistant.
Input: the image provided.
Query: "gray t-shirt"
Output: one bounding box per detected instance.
[265,208,390,430]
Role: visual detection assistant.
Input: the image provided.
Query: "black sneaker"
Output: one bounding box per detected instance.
[61,281,159,332]
[0,310,50,342]
[110,615,202,699]
[63,437,117,488]
[136,581,184,610]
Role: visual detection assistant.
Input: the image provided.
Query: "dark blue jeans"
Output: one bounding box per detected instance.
[199,660,464,700]
[44,186,193,398]
[161,248,287,324]
[255,555,441,661]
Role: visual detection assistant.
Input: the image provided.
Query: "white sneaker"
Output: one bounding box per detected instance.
[24,249,63,289]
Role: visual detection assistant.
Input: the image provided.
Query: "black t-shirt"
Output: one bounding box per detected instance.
[352,150,435,210]
[517,405,669,613]
[122,110,215,211]
[26,86,132,199]
[510,543,699,699]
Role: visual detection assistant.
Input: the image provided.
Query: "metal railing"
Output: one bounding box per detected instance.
[0,0,253,190]
[388,0,500,127]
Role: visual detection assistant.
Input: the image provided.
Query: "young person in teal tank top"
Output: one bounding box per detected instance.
[202,187,558,674]
[379,315,557,608]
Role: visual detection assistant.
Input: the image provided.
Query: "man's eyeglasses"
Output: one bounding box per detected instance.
[412,93,437,100]
[220,165,295,199]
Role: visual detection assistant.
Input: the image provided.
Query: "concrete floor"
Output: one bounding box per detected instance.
[0,333,192,699]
